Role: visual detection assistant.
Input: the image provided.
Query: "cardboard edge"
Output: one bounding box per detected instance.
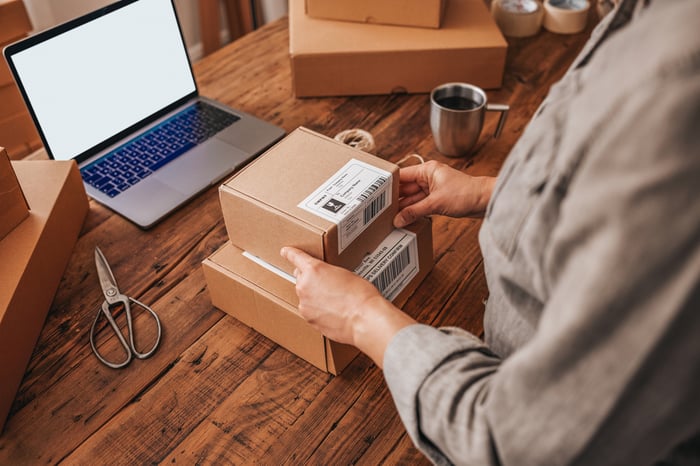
[303,0,445,29]
[219,182,329,236]
[202,251,332,372]
[0,161,88,432]
[291,47,508,97]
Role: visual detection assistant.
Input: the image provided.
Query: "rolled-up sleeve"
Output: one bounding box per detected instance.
[382,42,700,466]
[384,325,501,465]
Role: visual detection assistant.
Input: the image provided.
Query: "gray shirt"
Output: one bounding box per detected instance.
[383,1,700,465]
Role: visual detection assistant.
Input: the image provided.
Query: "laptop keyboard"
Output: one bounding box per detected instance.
[80,102,240,198]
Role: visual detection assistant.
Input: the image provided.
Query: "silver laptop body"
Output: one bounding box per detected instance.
[4,0,285,228]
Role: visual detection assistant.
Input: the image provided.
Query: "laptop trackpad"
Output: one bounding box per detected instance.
[153,139,250,195]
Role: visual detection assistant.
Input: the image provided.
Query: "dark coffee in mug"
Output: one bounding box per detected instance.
[435,95,480,111]
[430,82,509,157]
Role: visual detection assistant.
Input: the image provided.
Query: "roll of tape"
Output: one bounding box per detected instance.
[543,0,590,34]
[491,0,544,38]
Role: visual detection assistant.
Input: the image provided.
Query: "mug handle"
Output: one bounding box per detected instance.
[486,103,510,138]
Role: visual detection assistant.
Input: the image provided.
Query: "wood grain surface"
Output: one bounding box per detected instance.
[0,8,597,464]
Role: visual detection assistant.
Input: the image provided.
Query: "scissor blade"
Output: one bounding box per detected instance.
[95,247,121,298]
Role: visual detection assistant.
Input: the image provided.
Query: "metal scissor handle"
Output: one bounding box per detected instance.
[89,294,162,369]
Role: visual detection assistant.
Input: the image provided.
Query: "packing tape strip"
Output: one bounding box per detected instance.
[491,0,544,38]
[543,0,590,34]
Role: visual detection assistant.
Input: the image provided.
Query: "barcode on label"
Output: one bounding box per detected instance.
[363,191,386,225]
[358,176,387,202]
[372,246,411,296]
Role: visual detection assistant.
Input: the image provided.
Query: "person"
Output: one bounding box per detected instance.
[281,0,700,464]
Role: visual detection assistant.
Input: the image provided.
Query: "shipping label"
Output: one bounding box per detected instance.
[354,229,419,302]
[242,228,420,303]
[297,159,392,253]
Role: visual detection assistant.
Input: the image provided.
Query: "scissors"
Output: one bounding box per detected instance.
[89,247,162,369]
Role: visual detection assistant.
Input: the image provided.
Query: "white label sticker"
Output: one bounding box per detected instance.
[297,159,392,253]
[354,229,419,302]
[243,229,420,301]
[243,229,420,303]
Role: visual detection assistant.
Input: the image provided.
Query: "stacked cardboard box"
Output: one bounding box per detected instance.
[0,154,88,432]
[290,0,507,97]
[0,148,29,240]
[203,127,434,374]
[306,0,446,29]
[0,0,41,160]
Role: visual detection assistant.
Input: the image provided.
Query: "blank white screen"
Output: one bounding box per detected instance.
[10,0,196,160]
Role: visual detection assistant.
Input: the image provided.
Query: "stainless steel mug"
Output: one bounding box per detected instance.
[430,83,509,157]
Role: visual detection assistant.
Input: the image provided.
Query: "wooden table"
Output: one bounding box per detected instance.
[0,10,597,464]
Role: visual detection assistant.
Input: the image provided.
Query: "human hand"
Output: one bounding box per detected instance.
[394,160,496,228]
[280,247,416,368]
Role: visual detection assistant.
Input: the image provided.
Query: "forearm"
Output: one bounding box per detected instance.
[351,296,416,368]
[467,176,497,217]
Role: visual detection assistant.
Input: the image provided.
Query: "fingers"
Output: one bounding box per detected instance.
[394,200,431,228]
[280,246,318,272]
[398,164,427,184]
[398,181,424,198]
[398,191,428,210]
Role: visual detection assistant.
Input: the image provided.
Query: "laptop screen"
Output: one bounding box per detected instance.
[6,0,196,161]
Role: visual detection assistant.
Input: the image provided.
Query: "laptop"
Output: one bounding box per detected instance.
[3,0,285,229]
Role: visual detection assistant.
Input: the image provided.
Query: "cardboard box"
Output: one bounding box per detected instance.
[0,147,29,240]
[290,0,507,97]
[0,59,14,88]
[1,38,24,88]
[202,218,433,374]
[305,0,446,29]
[0,83,28,120]
[0,160,88,432]
[0,1,32,44]
[0,110,40,159]
[220,127,399,276]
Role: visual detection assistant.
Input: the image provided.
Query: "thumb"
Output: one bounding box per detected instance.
[394,200,432,228]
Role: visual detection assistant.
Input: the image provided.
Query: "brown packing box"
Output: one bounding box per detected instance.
[0,111,41,160]
[1,36,25,88]
[1,31,29,87]
[202,218,433,374]
[0,148,29,240]
[0,0,32,44]
[305,0,446,29]
[220,127,399,276]
[0,60,14,88]
[0,84,28,120]
[290,0,507,98]
[0,160,88,432]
